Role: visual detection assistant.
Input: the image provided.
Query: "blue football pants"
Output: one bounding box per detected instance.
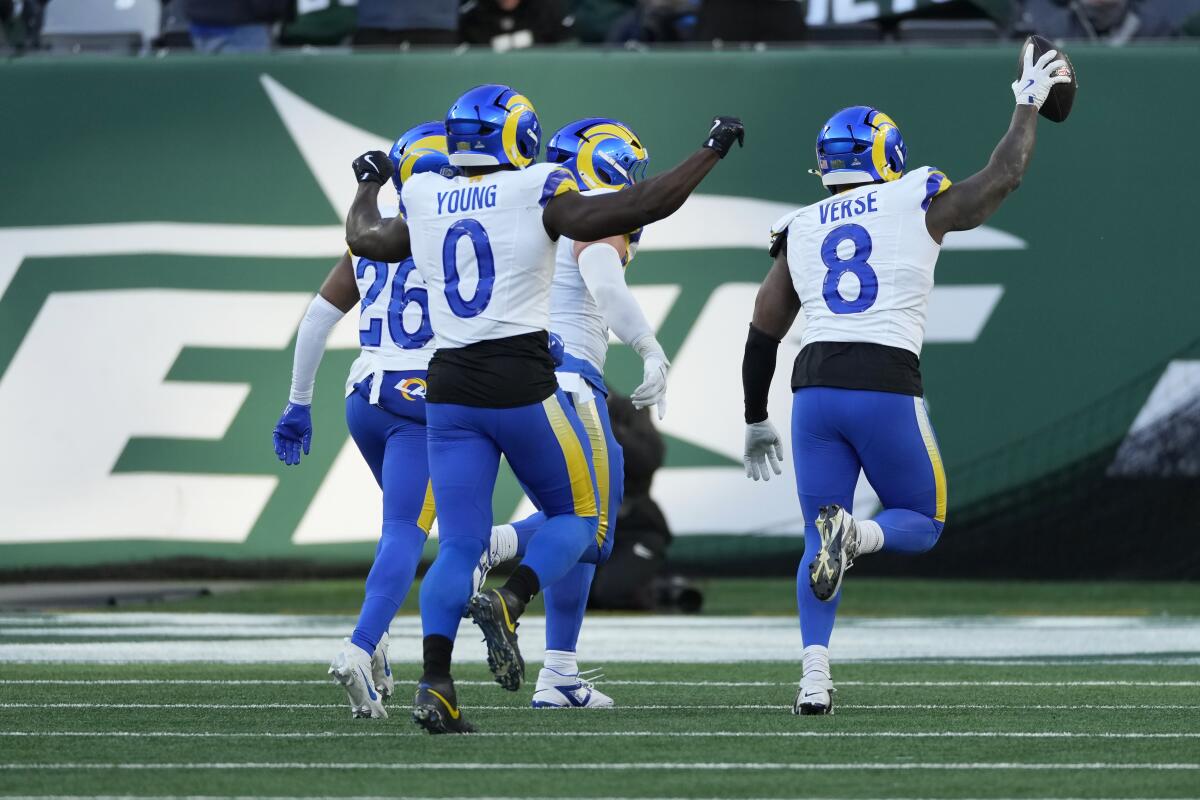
[420,389,600,641]
[792,387,947,648]
[512,392,623,652]
[343,387,434,656]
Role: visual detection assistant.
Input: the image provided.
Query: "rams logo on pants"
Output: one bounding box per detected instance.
[396,377,428,401]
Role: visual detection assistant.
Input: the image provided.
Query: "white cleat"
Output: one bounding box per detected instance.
[809,504,860,602]
[531,668,614,709]
[329,639,388,719]
[371,632,394,701]
[793,671,835,716]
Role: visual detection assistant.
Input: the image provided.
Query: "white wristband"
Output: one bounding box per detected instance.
[629,333,666,362]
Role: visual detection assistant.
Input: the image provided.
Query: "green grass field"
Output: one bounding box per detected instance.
[1,661,1199,797]
[120,576,1200,617]
[2,578,1199,798]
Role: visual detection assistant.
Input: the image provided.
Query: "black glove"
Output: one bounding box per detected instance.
[702,116,745,158]
[352,150,393,186]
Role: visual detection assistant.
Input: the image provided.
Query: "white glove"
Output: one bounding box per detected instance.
[1012,43,1071,110]
[744,420,784,482]
[630,349,670,420]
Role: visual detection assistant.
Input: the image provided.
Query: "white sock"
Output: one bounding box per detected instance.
[488,524,518,564]
[802,644,830,679]
[856,519,884,555]
[542,649,578,676]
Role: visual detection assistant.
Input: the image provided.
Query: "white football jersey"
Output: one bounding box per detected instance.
[344,196,435,395]
[775,166,951,357]
[549,189,642,372]
[401,163,579,349]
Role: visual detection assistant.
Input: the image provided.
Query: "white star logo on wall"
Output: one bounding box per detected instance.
[0,75,1025,545]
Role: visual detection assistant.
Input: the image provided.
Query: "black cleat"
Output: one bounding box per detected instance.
[808,504,859,602]
[467,588,526,691]
[412,677,477,734]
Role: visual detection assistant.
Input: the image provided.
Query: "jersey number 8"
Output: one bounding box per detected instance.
[820,223,878,315]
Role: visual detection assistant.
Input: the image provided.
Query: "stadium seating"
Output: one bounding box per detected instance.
[806,22,884,43]
[40,0,159,54]
[896,17,1002,43]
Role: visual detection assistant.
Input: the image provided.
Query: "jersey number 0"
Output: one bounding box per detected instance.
[442,219,495,318]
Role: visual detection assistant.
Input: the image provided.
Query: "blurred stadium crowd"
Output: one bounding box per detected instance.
[3,0,1199,55]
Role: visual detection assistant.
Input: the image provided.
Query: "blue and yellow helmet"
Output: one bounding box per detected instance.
[815,106,906,189]
[444,84,541,169]
[388,121,457,195]
[547,117,649,191]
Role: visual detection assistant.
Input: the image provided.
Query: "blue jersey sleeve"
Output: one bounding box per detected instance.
[920,168,953,212]
[539,167,580,209]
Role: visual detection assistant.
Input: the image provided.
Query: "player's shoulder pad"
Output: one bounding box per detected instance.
[538,163,580,208]
[399,171,434,204]
[525,161,568,184]
[402,170,439,190]
[907,165,953,212]
[769,208,802,259]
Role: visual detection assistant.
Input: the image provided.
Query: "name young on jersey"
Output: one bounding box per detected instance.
[436,184,499,215]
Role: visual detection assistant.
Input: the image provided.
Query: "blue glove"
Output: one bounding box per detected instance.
[273,403,312,466]
[548,332,565,368]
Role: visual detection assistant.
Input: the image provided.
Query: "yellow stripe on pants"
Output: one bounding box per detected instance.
[913,396,948,523]
[417,479,436,535]
[578,399,610,548]
[542,393,598,517]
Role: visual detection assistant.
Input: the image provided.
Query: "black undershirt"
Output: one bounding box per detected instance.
[791,341,923,397]
[426,330,558,408]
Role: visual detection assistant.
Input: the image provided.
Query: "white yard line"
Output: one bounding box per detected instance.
[1,702,1197,711]
[4,615,1200,662]
[0,796,1185,800]
[0,797,1191,800]
[1,762,1197,771]
[2,679,1200,688]
[0,730,1197,740]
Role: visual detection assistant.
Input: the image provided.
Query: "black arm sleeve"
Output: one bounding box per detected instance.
[742,323,780,424]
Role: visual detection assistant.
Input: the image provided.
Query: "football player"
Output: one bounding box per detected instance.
[494,118,664,709]
[271,122,517,719]
[740,44,1070,714]
[345,84,743,733]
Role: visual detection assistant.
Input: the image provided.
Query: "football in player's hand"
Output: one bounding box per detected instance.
[1019,34,1077,123]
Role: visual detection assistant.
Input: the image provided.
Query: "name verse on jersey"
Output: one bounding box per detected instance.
[819,191,878,226]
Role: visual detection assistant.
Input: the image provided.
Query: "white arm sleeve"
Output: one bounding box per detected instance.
[577,243,662,359]
[288,294,347,405]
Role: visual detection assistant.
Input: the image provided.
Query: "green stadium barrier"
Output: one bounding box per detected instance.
[2,46,1198,577]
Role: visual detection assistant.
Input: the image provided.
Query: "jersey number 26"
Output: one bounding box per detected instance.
[357,258,434,350]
